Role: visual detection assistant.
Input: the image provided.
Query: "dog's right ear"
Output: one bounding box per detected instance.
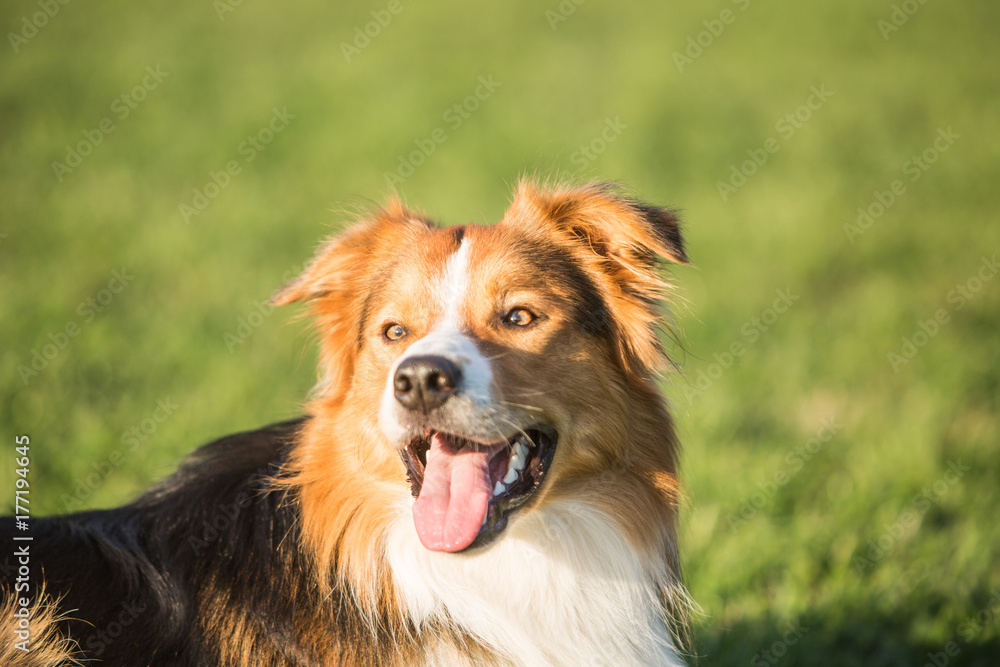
[271,202,432,399]
[503,180,689,378]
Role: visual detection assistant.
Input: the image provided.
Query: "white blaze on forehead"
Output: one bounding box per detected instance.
[437,235,472,327]
[385,237,493,404]
[379,236,493,443]
[402,236,492,400]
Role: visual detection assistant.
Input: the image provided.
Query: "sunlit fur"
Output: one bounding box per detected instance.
[274,180,693,664]
[0,588,81,667]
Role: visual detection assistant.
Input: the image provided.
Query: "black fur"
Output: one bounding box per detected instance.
[1,419,406,666]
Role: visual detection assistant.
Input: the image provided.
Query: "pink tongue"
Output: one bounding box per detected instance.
[412,433,491,552]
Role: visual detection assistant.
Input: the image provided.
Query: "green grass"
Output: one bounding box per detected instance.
[2,0,998,664]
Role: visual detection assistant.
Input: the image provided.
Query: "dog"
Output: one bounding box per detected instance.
[2,181,692,666]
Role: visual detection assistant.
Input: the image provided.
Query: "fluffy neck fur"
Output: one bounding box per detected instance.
[387,499,687,666]
[287,413,690,666]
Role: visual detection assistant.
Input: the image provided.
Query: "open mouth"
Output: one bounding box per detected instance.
[400,425,557,553]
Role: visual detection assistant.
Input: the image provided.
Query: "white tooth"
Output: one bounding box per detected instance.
[482,511,488,527]
[493,481,505,496]
[508,444,528,473]
[503,466,519,485]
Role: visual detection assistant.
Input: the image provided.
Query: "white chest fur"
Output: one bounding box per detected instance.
[386,500,684,666]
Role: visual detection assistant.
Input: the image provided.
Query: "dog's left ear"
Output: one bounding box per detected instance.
[270,219,381,308]
[504,181,690,376]
[271,202,432,399]
[272,201,433,307]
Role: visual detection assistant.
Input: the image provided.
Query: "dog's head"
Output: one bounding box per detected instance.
[275,181,688,555]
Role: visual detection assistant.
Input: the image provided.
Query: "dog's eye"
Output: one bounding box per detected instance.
[384,324,408,341]
[503,308,536,327]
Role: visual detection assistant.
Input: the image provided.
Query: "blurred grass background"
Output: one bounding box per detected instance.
[2,0,998,664]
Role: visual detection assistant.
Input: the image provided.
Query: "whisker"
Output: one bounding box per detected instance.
[480,414,514,450]
[490,390,548,402]
[497,399,544,412]
[496,416,532,449]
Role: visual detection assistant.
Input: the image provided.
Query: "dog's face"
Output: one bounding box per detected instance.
[275,182,688,554]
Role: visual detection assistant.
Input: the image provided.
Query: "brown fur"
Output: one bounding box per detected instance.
[0,180,692,665]
[274,180,692,655]
[0,588,80,667]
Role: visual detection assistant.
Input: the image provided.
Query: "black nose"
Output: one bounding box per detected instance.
[393,355,462,413]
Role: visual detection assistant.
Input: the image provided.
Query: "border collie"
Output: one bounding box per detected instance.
[2,181,692,666]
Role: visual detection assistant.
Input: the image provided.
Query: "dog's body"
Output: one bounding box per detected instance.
[3,181,692,666]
